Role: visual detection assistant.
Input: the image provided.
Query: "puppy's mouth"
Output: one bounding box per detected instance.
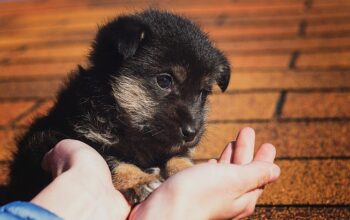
[182,135,199,146]
[168,137,199,154]
[170,135,200,153]
[140,125,200,149]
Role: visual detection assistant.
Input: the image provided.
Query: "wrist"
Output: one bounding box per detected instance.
[65,166,112,196]
[32,169,123,220]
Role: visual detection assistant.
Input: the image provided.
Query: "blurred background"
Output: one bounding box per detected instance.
[0,0,349,219]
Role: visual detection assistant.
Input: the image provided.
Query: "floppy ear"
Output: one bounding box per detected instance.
[90,16,149,71]
[215,53,231,92]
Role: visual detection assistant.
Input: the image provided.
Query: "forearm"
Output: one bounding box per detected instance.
[31,167,128,220]
[31,169,99,219]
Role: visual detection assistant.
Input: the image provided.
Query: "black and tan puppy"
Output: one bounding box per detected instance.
[6,9,230,205]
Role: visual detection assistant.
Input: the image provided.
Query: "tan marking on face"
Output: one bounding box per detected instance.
[202,75,214,88]
[172,65,187,83]
[112,75,156,129]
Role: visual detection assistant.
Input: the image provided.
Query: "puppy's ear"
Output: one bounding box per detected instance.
[215,52,231,92]
[90,16,149,70]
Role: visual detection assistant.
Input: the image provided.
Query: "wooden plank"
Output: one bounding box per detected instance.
[2,1,350,31]
[229,54,291,69]
[251,207,350,219]
[206,25,298,40]
[208,93,279,121]
[0,80,63,98]
[3,9,350,31]
[308,22,350,36]
[0,9,338,32]
[16,100,54,126]
[227,72,350,91]
[0,1,305,18]
[0,101,36,126]
[297,51,350,69]
[217,37,350,53]
[194,121,350,159]
[0,129,23,161]
[0,45,88,63]
[0,62,80,79]
[282,92,350,118]
[259,160,350,204]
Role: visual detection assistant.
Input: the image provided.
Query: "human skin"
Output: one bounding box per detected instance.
[31,127,280,220]
[129,127,280,219]
[31,140,130,220]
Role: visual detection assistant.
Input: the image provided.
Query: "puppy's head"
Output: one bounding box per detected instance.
[90,10,230,150]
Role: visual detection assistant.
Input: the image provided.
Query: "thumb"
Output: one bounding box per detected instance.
[237,161,280,193]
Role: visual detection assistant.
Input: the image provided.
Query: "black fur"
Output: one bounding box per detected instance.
[5,9,230,202]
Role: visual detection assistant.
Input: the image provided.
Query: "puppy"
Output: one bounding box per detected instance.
[6,9,230,205]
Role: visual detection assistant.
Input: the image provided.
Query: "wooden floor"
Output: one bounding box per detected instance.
[0,0,350,219]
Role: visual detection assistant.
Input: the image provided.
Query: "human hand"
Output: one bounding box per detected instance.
[209,127,278,219]
[129,127,280,220]
[31,139,130,220]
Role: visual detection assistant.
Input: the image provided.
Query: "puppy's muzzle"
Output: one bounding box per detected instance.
[180,124,197,142]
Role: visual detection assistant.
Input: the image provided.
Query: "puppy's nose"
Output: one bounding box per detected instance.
[180,125,196,142]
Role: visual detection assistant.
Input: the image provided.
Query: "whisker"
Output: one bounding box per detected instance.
[151,129,163,137]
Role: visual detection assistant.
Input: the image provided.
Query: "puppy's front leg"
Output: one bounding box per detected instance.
[165,157,194,178]
[109,161,162,205]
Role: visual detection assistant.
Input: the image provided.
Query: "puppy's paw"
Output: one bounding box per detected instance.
[144,167,161,175]
[111,162,163,205]
[165,156,193,178]
[122,179,162,205]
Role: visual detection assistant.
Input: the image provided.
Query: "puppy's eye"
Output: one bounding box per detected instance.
[156,73,173,90]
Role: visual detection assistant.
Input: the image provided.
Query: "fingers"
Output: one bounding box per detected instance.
[254,143,276,163]
[231,132,276,219]
[41,139,96,177]
[218,127,255,164]
[212,128,279,220]
[218,141,234,163]
[208,159,218,164]
[41,139,77,176]
[232,127,255,165]
[41,150,59,178]
[238,161,280,193]
[213,188,263,220]
[232,188,263,220]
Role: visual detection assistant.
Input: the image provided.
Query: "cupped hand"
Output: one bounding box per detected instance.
[215,127,278,219]
[130,127,280,220]
[32,139,130,220]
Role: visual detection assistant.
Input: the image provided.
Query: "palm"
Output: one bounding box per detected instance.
[130,127,280,220]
